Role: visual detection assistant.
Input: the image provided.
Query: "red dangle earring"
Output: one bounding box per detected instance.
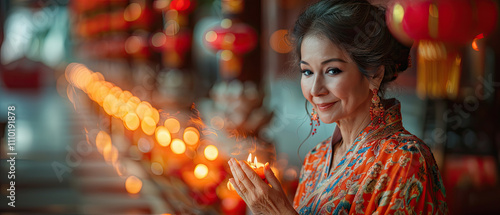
[370,89,385,125]
[310,108,320,135]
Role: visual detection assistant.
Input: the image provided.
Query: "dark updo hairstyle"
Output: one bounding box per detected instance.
[290,0,411,95]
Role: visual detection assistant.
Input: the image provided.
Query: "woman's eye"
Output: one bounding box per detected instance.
[326,68,342,75]
[301,70,313,76]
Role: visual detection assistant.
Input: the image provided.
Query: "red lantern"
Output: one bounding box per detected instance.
[164,30,192,54]
[204,23,257,55]
[387,0,498,99]
[170,0,195,14]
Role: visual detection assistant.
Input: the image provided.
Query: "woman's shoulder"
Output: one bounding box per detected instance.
[380,129,435,162]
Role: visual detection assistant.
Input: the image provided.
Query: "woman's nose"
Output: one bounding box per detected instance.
[311,75,328,97]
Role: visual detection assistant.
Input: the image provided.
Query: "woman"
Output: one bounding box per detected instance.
[228,0,448,214]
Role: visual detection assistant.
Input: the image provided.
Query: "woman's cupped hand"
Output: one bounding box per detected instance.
[228,158,297,215]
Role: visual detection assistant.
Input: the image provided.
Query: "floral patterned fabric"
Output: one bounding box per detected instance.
[293,99,448,214]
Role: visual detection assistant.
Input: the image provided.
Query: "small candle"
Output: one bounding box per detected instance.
[247,153,268,183]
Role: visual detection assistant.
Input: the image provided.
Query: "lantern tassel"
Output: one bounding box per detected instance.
[417,40,461,99]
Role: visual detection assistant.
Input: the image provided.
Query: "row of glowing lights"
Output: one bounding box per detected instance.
[66,63,219,193]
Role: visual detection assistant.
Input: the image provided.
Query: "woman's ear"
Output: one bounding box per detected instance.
[370,65,385,90]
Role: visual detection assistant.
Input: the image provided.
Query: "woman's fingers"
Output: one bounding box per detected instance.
[229,178,246,201]
[238,160,265,186]
[229,158,255,193]
[264,162,283,192]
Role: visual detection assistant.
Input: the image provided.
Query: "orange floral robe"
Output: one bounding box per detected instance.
[293,99,448,214]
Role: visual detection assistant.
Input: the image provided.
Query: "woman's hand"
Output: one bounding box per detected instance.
[228,158,297,215]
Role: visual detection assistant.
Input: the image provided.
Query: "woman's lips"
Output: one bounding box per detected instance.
[316,102,336,111]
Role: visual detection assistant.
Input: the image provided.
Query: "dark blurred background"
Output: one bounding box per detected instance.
[0,0,499,214]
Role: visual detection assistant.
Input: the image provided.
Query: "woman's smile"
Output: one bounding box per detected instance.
[316,102,336,111]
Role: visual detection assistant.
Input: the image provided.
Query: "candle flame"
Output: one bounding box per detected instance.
[247,153,252,162]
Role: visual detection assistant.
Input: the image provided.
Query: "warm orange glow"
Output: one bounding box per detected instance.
[227,181,235,191]
[111,101,124,118]
[124,113,140,130]
[96,131,112,155]
[472,34,484,52]
[125,175,142,194]
[141,116,157,135]
[204,145,218,161]
[270,29,293,54]
[103,94,118,115]
[103,144,118,164]
[136,101,152,120]
[119,91,133,102]
[170,138,186,154]
[95,83,112,106]
[247,153,266,180]
[183,127,199,146]
[124,96,140,118]
[124,3,142,22]
[144,108,160,124]
[155,126,172,147]
[472,39,479,51]
[194,164,209,179]
[164,118,180,133]
[108,86,122,97]
[117,103,135,119]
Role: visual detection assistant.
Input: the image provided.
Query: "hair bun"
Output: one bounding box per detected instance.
[393,44,411,72]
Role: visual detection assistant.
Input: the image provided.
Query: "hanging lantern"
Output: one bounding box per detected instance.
[169,0,196,14]
[204,23,258,55]
[386,0,498,99]
[203,20,257,78]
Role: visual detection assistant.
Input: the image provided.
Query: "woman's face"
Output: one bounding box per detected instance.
[300,34,373,124]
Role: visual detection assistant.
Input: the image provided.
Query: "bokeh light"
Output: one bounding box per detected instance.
[124,3,142,22]
[204,145,218,161]
[125,175,142,194]
[164,118,180,133]
[155,126,172,147]
[194,164,208,179]
[96,131,112,155]
[183,127,199,146]
[171,138,186,154]
[269,29,292,54]
[141,116,157,135]
[124,113,140,130]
